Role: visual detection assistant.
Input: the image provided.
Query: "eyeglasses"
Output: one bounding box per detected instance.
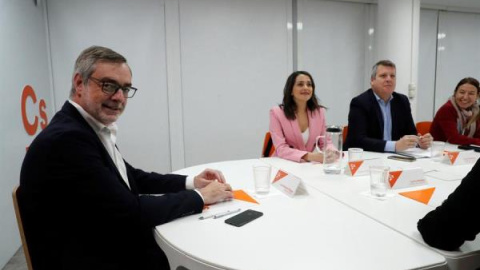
[89,77,137,98]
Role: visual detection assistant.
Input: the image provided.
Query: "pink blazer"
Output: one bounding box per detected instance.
[269,106,327,162]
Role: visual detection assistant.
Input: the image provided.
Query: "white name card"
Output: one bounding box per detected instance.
[272,169,308,197]
[442,150,479,165]
[388,167,427,189]
[345,159,380,176]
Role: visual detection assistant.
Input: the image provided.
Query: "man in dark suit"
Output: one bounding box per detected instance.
[418,158,480,251]
[344,60,433,152]
[19,46,233,270]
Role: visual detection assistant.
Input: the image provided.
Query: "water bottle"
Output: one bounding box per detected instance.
[316,125,343,174]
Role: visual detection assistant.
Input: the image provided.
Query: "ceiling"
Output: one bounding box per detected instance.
[340,0,480,12]
[421,0,480,11]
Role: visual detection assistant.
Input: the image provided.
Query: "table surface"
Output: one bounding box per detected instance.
[154,158,449,270]
[261,144,480,269]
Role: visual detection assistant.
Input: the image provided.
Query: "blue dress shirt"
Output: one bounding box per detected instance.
[373,92,396,152]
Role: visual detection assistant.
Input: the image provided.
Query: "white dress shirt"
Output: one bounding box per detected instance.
[69,100,130,188]
[68,100,198,193]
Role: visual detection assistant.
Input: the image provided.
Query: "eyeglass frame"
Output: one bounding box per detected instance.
[88,77,138,98]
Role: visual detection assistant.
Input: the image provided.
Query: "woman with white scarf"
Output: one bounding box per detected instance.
[430,77,480,145]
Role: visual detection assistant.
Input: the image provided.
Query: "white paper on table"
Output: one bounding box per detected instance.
[399,147,431,158]
[198,199,257,220]
[425,171,462,181]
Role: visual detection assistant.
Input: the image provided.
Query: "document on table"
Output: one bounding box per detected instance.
[425,171,462,181]
[398,147,431,158]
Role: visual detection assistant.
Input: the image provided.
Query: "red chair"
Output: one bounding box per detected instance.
[343,126,349,143]
[416,121,432,135]
[262,132,275,157]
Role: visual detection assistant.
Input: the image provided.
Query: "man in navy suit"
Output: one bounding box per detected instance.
[418,158,480,251]
[344,60,433,152]
[20,46,233,270]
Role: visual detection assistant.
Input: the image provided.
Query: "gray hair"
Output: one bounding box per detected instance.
[371,60,396,80]
[70,46,129,97]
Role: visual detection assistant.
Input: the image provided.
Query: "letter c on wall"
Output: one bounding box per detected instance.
[21,85,38,135]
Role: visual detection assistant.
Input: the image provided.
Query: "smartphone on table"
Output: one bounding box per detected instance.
[225,209,263,227]
[387,155,416,162]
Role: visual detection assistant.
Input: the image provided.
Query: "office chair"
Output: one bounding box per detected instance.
[343,125,349,143]
[262,132,275,157]
[12,186,33,270]
[416,121,432,136]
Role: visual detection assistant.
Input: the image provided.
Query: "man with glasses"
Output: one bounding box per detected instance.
[20,46,233,270]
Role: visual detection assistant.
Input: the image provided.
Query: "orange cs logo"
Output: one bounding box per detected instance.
[21,85,48,136]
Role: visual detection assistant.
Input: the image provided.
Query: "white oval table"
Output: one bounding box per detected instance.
[261,145,480,270]
[155,159,447,270]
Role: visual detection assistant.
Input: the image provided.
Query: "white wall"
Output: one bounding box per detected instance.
[376,0,420,104]
[0,0,52,267]
[178,0,292,166]
[297,0,374,127]
[46,0,293,170]
[46,0,171,173]
[44,0,480,171]
[417,9,480,121]
[417,9,438,122]
[435,11,480,113]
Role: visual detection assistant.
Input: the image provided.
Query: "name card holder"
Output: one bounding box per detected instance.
[345,158,380,176]
[389,167,427,189]
[272,169,308,197]
[442,150,479,165]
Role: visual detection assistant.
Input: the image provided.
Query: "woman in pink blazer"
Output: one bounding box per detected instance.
[269,71,327,162]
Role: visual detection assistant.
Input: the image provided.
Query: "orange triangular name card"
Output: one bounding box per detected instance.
[273,169,288,183]
[272,170,308,197]
[447,151,459,163]
[349,160,362,175]
[388,168,426,189]
[388,171,403,187]
[345,158,380,176]
[443,150,478,165]
[233,189,259,204]
[399,187,435,205]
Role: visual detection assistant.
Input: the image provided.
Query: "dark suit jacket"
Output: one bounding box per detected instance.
[418,159,480,251]
[344,89,417,152]
[19,101,204,270]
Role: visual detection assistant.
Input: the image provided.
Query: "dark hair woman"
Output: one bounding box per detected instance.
[269,71,328,162]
